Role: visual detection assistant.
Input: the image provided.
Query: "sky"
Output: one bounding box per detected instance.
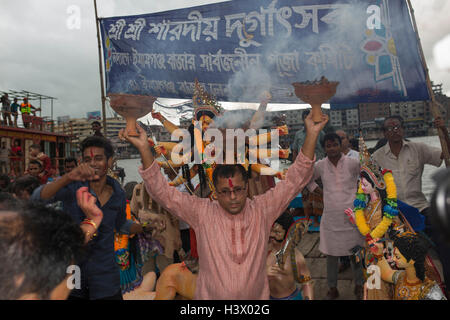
[1,0,449,125]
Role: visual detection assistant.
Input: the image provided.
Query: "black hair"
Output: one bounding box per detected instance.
[274,211,294,233]
[80,136,114,160]
[91,121,101,126]
[0,192,17,210]
[195,110,216,121]
[29,160,42,168]
[0,202,85,299]
[64,157,77,165]
[383,116,404,131]
[360,170,388,214]
[124,181,138,201]
[0,174,10,184]
[212,164,248,187]
[302,109,310,120]
[12,176,41,197]
[392,233,430,282]
[321,132,342,148]
[29,144,41,151]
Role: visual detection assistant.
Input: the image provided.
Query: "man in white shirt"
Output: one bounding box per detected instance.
[336,130,359,159]
[372,115,450,298]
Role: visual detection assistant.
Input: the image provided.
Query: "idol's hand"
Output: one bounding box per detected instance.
[151,112,164,121]
[367,238,383,256]
[304,111,328,136]
[345,208,356,225]
[119,124,149,152]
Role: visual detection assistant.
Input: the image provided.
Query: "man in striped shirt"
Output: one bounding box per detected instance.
[120,112,328,299]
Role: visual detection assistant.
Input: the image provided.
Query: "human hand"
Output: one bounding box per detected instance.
[67,163,99,182]
[76,187,103,228]
[151,112,164,121]
[304,112,328,136]
[119,124,149,152]
[434,117,446,129]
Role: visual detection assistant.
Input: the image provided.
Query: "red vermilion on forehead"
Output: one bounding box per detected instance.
[228,178,233,188]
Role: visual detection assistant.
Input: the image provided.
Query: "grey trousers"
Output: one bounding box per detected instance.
[327,255,364,288]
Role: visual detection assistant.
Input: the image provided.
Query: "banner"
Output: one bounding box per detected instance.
[87,111,101,120]
[99,0,430,104]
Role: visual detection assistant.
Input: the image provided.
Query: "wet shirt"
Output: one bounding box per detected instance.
[31,176,132,299]
[139,151,314,300]
[372,140,442,212]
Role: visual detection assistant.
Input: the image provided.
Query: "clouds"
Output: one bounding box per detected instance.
[0,0,448,122]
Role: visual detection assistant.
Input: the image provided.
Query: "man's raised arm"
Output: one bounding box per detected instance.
[120,124,202,227]
[39,163,99,200]
[256,112,328,222]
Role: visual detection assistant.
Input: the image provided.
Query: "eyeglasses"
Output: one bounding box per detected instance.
[384,125,402,132]
[216,186,247,198]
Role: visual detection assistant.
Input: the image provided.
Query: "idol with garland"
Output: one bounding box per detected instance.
[345,135,402,299]
[346,135,445,300]
[368,231,447,300]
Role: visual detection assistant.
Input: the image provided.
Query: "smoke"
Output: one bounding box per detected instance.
[223,0,372,105]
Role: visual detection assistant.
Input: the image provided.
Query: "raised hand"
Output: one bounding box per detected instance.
[151,112,164,121]
[304,111,329,135]
[76,186,103,228]
[67,163,99,182]
[119,123,149,152]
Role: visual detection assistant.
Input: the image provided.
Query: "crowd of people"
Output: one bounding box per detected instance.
[1,93,41,129]
[0,100,449,302]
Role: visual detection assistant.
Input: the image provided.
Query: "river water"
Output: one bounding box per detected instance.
[118,135,446,201]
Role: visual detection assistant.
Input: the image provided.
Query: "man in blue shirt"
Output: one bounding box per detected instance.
[32,136,145,300]
[10,97,19,127]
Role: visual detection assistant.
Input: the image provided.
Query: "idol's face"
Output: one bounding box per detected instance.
[215,174,248,215]
[361,177,374,195]
[269,223,286,245]
[199,115,213,132]
[393,247,412,269]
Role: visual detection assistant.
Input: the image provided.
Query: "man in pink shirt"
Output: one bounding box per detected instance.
[120,112,328,300]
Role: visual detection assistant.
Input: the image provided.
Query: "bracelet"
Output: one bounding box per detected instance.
[299,275,312,284]
[81,219,98,237]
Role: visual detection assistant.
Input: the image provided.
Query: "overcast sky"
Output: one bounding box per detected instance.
[1,0,449,123]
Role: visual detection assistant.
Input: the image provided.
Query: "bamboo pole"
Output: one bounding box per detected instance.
[94,0,108,136]
[406,0,450,167]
